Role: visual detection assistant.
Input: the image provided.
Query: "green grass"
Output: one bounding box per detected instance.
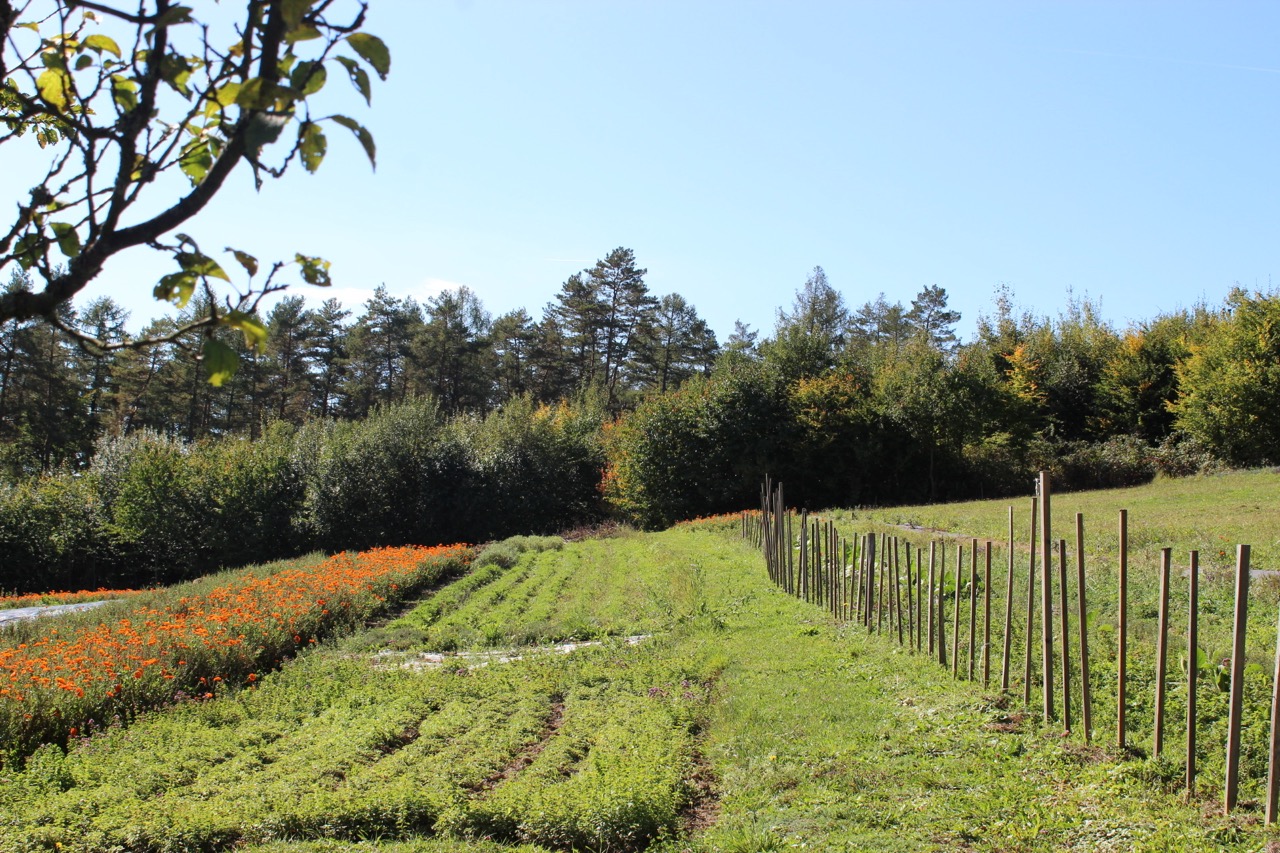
[378,532,712,652]
[852,468,1280,571]
[5,494,1280,851]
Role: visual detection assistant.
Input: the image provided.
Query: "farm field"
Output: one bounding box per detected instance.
[1,475,1279,851]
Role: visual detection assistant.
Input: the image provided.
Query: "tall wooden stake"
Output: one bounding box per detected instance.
[1058,539,1072,733]
[1186,550,1198,795]
[1039,471,1054,722]
[906,541,916,651]
[1117,509,1128,751]
[1267,605,1280,825]
[952,543,963,679]
[1024,496,1038,705]
[1076,513,1092,743]
[928,540,937,657]
[1153,548,1172,758]
[968,538,978,681]
[937,540,947,667]
[1224,544,1252,814]
[983,541,993,686]
[1001,507,1015,691]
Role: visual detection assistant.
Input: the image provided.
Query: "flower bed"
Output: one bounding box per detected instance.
[0,544,471,767]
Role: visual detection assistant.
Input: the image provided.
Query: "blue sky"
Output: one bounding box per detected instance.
[18,0,1280,343]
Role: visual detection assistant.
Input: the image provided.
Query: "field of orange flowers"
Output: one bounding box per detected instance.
[0,588,147,611]
[0,543,471,766]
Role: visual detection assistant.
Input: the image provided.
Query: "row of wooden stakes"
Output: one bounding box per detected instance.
[744,473,1273,821]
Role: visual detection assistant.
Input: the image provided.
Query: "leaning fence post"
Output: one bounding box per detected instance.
[1224,544,1252,814]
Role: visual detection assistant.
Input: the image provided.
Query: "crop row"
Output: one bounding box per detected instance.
[1,638,709,852]
[389,534,699,653]
[0,544,470,767]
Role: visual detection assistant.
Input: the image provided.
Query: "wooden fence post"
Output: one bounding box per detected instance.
[1024,496,1038,706]
[937,540,948,667]
[983,541,993,686]
[893,538,904,644]
[866,533,877,631]
[1153,548,1172,758]
[877,534,887,634]
[1039,471,1054,723]
[906,540,916,651]
[953,543,963,679]
[928,540,937,658]
[1186,550,1198,795]
[1001,507,1015,691]
[1267,605,1280,825]
[1118,509,1128,751]
[1224,544,1252,814]
[917,546,925,651]
[1076,513,1092,743]
[968,538,978,681]
[1057,539,1072,732]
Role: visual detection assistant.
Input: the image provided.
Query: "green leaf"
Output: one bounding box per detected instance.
[285,25,321,44]
[160,52,193,98]
[14,234,43,270]
[179,138,212,185]
[334,56,371,105]
[202,338,239,386]
[296,254,332,287]
[49,222,80,258]
[290,61,327,97]
[281,0,311,31]
[330,114,376,169]
[154,271,196,307]
[243,112,290,158]
[177,251,231,282]
[229,249,258,278]
[37,68,72,111]
[344,33,390,80]
[212,80,241,108]
[234,77,267,109]
[83,33,122,58]
[75,55,93,71]
[299,122,326,173]
[224,310,268,351]
[110,74,138,113]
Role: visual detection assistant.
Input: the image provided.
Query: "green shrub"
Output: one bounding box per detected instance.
[0,473,117,593]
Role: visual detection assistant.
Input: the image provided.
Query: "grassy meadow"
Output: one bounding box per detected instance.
[0,471,1279,850]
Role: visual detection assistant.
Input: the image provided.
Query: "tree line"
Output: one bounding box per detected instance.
[608,272,1280,527]
[0,247,716,477]
[3,251,1280,589]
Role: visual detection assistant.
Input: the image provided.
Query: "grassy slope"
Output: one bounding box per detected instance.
[852,468,1280,571]
[4,500,1280,851]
